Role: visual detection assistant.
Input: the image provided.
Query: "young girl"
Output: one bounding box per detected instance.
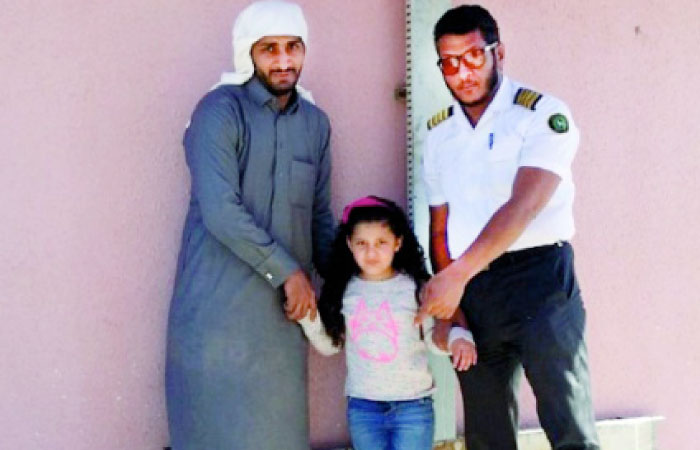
[299,195,476,450]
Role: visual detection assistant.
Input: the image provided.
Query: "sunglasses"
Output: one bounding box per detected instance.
[437,41,499,76]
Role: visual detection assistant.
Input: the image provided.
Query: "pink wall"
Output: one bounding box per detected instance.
[2,1,699,449]
[0,1,404,448]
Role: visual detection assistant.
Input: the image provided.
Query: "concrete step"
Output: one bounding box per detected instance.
[329,416,663,450]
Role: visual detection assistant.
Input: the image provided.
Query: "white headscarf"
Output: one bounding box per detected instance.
[215,0,314,103]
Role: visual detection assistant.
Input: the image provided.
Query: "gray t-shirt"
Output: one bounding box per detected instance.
[301,273,437,401]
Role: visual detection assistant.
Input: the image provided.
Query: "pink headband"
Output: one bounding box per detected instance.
[341,196,387,224]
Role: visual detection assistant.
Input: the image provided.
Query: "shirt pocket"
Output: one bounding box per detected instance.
[289,159,315,208]
[441,147,482,202]
[486,134,522,198]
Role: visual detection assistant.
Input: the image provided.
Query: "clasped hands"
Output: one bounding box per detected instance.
[416,262,477,371]
[415,262,468,324]
[283,269,317,321]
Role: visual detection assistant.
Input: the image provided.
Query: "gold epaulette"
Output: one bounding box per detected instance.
[513,88,542,111]
[427,106,454,130]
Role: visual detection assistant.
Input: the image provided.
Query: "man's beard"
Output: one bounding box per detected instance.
[455,65,500,108]
[255,67,301,97]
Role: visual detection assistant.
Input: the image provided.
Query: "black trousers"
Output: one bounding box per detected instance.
[458,242,599,450]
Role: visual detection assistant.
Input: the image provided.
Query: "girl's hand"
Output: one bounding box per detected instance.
[450,338,477,371]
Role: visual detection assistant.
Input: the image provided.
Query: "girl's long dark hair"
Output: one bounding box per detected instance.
[318,196,430,347]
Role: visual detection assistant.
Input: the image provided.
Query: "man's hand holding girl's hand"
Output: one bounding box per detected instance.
[415,261,470,324]
[284,269,317,321]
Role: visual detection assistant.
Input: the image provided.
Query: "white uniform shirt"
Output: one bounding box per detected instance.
[422,76,579,255]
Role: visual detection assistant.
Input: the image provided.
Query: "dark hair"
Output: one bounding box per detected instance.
[433,5,500,45]
[317,196,430,347]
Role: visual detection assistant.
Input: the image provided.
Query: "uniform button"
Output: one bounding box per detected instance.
[265,273,273,280]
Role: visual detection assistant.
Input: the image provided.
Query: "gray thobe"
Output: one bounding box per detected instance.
[165,77,334,450]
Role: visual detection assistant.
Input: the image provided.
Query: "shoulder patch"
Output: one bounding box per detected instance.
[427,106,454,130]
[548,113,569,133]
[513,88,543,111]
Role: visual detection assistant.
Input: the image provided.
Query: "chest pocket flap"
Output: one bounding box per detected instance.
[487,134,522,162]
[487,134,522,197]
[289,160,315,208]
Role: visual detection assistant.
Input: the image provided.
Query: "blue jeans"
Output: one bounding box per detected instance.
[347,396,435,450]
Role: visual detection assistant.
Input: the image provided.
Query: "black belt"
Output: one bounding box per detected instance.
[484,241,566,271]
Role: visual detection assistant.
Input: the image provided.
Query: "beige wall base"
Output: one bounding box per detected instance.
[330,416,664,450]
[514,416,663,450]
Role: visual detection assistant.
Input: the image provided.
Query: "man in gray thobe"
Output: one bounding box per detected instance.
[165,2,335,449]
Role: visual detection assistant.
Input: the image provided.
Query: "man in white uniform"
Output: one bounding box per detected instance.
[417,5,599,450]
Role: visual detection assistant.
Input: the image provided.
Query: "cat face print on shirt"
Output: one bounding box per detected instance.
[348,299,399,363]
